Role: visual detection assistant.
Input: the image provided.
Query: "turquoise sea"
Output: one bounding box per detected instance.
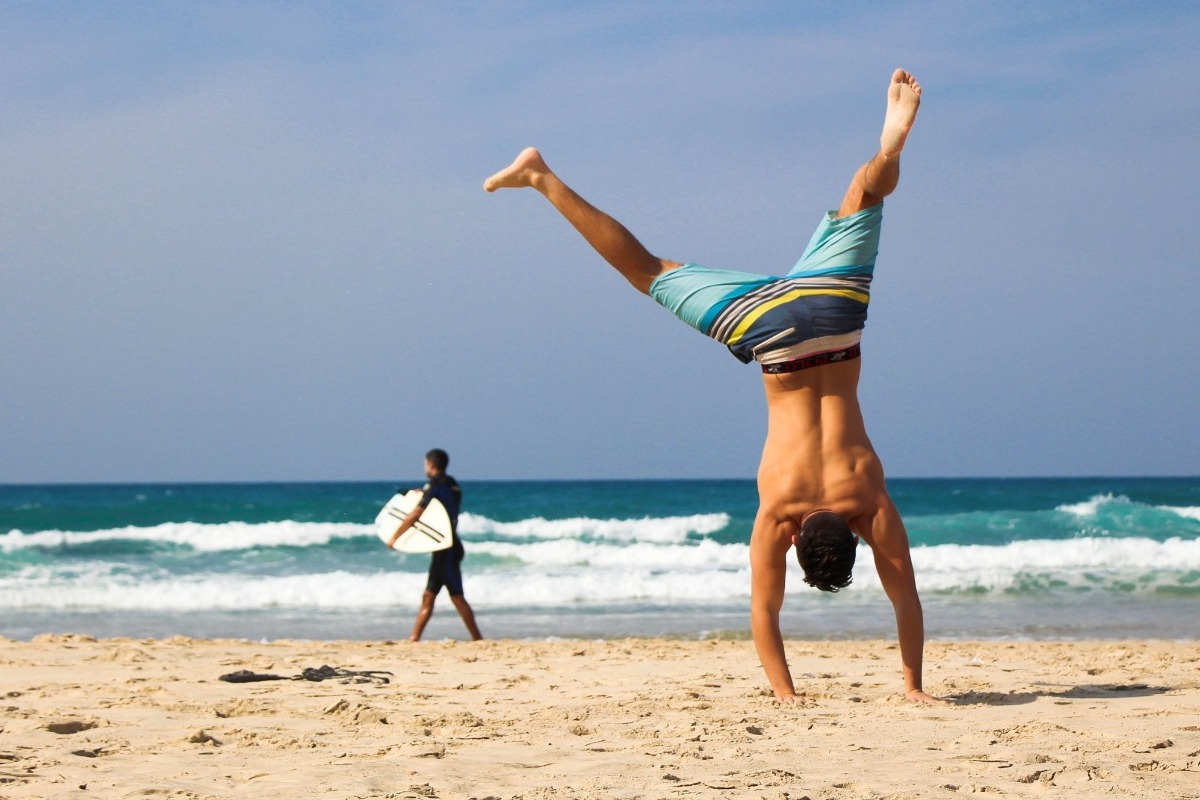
[2,478,1198,642]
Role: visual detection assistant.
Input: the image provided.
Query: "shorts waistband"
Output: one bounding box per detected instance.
[761,343,861,374]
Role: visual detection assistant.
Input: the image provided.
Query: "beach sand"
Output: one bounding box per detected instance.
[1,635,1197,799]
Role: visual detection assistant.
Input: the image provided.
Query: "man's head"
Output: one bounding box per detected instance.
[424,448,449,476]
[795,510,857,592]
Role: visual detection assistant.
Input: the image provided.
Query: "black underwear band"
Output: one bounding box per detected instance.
[761,343,861,374]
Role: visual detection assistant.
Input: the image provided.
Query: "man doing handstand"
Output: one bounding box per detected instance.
[484,69,936,705]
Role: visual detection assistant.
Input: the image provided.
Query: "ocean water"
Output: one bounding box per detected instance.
[1,478,1198,642]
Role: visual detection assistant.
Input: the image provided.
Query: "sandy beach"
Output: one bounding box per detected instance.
[1,635,1197,799]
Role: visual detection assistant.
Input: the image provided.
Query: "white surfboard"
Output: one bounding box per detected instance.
[374,490,454,553]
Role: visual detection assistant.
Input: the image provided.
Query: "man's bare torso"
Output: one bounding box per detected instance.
[757,359,891,539]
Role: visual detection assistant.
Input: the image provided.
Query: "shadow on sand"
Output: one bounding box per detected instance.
[945,682,1172,707]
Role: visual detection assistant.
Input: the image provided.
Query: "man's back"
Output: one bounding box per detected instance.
[757,358,889,529]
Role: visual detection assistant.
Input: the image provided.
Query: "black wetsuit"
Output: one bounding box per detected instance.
[420,474,465,596]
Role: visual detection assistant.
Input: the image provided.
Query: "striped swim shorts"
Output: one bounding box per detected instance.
[648,204,882,371]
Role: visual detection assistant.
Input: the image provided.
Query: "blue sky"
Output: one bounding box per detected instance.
[3,2,1198,482]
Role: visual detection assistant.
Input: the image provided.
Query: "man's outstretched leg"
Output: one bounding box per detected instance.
[450,594,484,641]
[484,148,680,294]
[836,69,922,218]
[410,590,436,642]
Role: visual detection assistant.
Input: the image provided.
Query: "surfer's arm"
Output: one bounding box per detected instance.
[386,505,426,550]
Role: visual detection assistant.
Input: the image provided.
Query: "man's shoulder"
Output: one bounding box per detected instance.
[425,474,461,496]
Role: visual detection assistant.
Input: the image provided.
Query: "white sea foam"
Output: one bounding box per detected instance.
[470,537,745,569]
[457,512,730,543]
[10,500,1192,561]
[905,536,1200,593]
[1167,506,1200,522]
[0,521,370,553]
[1053,493,1200,523]
[1056,493,1131,516]
[0,562,750,611]
[1050,493,1200,541]
[1,513,734,553]
[2,537,1198,612]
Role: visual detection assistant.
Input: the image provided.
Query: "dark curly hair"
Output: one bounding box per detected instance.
[795,510,857,592]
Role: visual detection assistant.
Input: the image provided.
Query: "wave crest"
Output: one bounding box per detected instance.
[458,512,730,543]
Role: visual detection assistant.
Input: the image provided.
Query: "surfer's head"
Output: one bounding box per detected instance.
[425,448,449,475]
[795,510,857,592]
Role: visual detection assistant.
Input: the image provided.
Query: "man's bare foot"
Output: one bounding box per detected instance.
[483,147,549,192]
[880,69,921,158]
[905,689,949,706]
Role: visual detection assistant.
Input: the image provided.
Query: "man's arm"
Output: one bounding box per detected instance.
[749,513,807,704]
[857,503,939,703]
[386,502,427,550]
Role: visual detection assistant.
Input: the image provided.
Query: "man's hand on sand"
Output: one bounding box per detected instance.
[776,693,816,708]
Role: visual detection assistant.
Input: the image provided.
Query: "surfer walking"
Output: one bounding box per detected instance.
[484,69,937,703]
[387,448,483,642]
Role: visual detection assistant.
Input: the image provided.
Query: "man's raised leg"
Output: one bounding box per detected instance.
[836,69,922,218]
[484,147,680,294]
